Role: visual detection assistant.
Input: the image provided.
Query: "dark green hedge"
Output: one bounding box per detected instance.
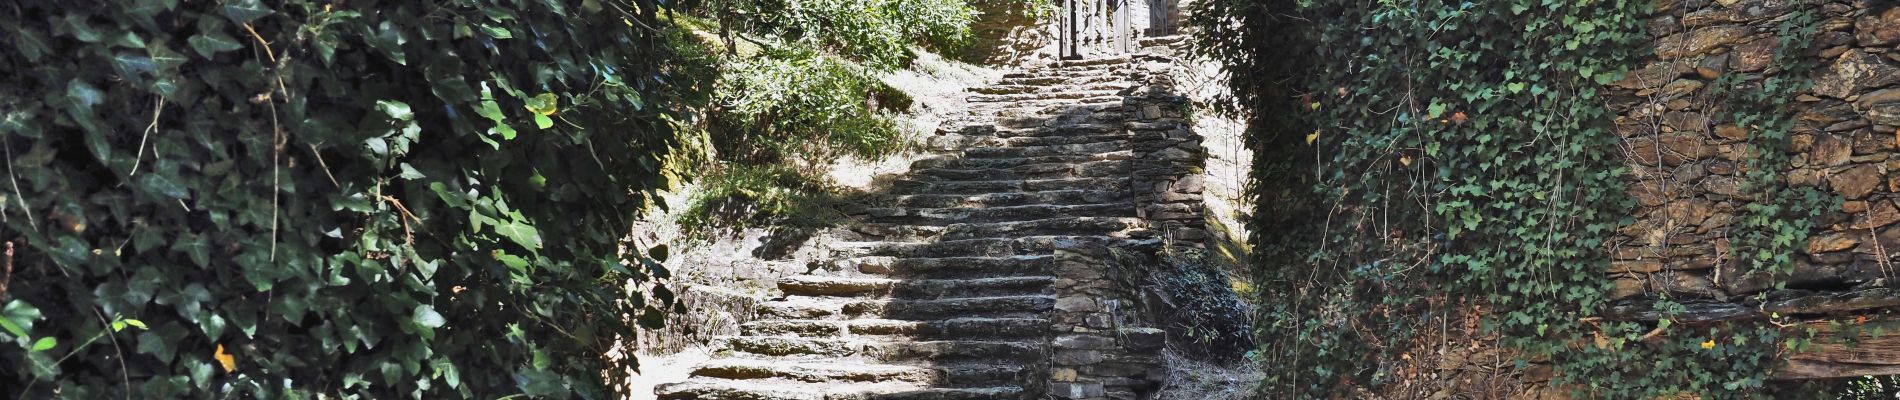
[0,0,685,397]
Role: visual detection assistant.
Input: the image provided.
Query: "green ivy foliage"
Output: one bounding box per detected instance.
[0,0,687,397]
[1192,0,1832,398]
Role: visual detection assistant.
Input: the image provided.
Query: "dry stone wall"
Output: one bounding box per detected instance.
[1608,0,1900,317]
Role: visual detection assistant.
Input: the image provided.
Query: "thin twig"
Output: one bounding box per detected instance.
[3,141,34,232]
[243,22,287,262]
[307,144,339,188]
[130,98,164,177]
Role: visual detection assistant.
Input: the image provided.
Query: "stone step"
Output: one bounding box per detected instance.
[925,133,1128,151]
[970,83,1131,95]
[909,153,1126,171]
[777,275,1056,298]
[1002,68,1121,81]
[852,217,1145,242]
[863,203,1132,225]
[831,235,1148,259]
[687,359,1030,386]
[908,159,1130,181]
[994,74,1126,87]
[717,336,1044,363]
[656,379,1027,400]
[887,190,1125,209]
[963,140,1127,159]
[835,255,1054,279]
[987,109,1126,128]
[1050,54,1134,67]
[968,90,1125,104]
[739,317,1050,339]
[934,123,1122,139]
[888,176,1132,195]
[757,295,1056,320]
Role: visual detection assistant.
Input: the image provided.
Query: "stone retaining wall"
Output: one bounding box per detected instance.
[1608,0,1900,317]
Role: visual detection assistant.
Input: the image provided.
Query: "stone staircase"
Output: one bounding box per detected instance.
[654,54,1171,400]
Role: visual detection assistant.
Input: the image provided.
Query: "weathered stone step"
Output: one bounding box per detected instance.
[688,359,1029,386]
[908,159,1129,181]
[852,217,1145,242]
[910,153,1127,171]
[832,235,1147,259]
[925,133,1128,151]
[888,176,1131,195]
[962,140,1126,159]
[970,83,1131,95]
[1050,54,1134,67]
[758,295,1056,320]
[1002,68,1121,80]
[836,255,1054,279]
[656,378,1027,400]
[968,90,1125,104]
[777,275,1055,298]
[887,190,1124,209]
[718,336,1044,363]
[994,74,1125,87]
[740,317,1050,339]
[863,203,1132,225]
[987,108,1126,128]
[933,123,1121,139]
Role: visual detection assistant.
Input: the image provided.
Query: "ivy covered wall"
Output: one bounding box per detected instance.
[1192,0,1900,397]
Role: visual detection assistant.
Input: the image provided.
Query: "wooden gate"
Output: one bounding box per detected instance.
[1058,0,1133,59]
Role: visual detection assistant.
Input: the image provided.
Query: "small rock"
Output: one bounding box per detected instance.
[1656,25,1752,60]
[1830,164,1885,199]
[1811,134,1853,167]
[1808,230,1862,254]
[1858,200,1900,229]
[1663,111,1710,132]
[1856,6,1900,46]
[1661,79,1706,99]
[1730,37,1777,72]
[1814,50,1900,99]
[1714,124,1748,140]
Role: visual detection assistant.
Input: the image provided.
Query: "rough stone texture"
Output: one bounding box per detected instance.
[1610,0,1900,324]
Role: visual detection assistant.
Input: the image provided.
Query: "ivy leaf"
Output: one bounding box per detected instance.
[533,114,554,129]
[187,31,244,57]
[377,100,414,120]
[413,305,446,329]
[221,0,274,24]
[30,337,56,352]
[495,220,542,250]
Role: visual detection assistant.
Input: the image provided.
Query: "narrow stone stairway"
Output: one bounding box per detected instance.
[655,55,1154,400]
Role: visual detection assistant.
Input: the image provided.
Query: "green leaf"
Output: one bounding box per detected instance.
[495,220,542,250]
[187,32,244,58]
[377,100,414,120]
[525,93,558,116]
[533,114,554,129]
[413,305,446,329]
[222,0,274,23]
[30,336,55,352]
[2,300,43,338]
[124,319,148,330]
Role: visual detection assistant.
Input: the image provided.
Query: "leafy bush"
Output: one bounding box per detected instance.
[675,164,849,240]
[0,0,684,397]
[713,47,908,164]
[690,0,974,69]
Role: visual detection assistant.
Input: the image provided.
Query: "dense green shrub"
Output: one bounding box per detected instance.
[689,0,974,69]
[0,0,686,397]
[714,47,908,164]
